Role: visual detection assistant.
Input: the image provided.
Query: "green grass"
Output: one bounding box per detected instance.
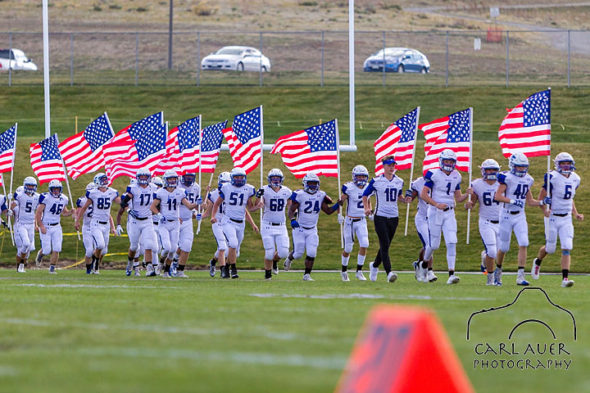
[0,270,588,393]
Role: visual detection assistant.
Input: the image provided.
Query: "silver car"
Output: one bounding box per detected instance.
[201,46,271,72]
[363,47,430,73]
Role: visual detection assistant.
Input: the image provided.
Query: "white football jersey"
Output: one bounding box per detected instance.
[544,170,581,215]
[155,187,187,220]
[76,196,93,226]
[410,177,430,218]
[424,169,462,207]
[39,193,69,225]
[208,189,225,220]
[87,187,119,222]
[179,182,200,221]
[262,185,292,224]
[497,171,534,212]
[291,189,328,228]
[363,175,404,218]
[219,183,256,221]
[342,181,366,218]
[14,191,40,225]
[126,184,156,219]
[471,178,500,221]
[0,195,6,213]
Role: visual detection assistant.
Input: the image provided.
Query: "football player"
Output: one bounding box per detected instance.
[35,180,73,274]
[420,150,470,285]
[283,172,339,281]
[465,159,502,286]
[362,155,407,284]
[494,152,550,286]
[531,152,583,287]
[12,177,39,273]
[339,165,370,281]
[75,183,96,274]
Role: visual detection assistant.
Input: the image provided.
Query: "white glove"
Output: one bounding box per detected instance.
[368,214,375,221]
[196,213,202,221]
[196,196,203,205]
[337,214,345,225]
[116,225,124,236]
[6,209,13,217]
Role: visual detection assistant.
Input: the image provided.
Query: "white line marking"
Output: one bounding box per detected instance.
[249,293,493,301]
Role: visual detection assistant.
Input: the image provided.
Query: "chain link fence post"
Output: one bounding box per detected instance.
[135,32,139,86]
[259,32,263,87]
[196,32,201,87]
[8,32,12,87]
[567,30,571,87]
[506,30,510,87]
[445,31,449,87]
[382,31,386,87]
[70,33,74,86]
[320,30,324,87]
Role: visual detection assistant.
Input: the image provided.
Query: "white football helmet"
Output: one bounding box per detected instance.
[136,168,151,185]
[218,171,231,188]
[352,165,369,187]
[152,176,164,188]
[268,168,284,187]
[163,170,179,188]
[509,152,529,177]
[48,180,62,197]
[439,149,457,172]
[230,167,247,187]
[554,152,575,174]
[129,179,137,186]
[303,172,320,194]
[93,173,108,187]
[16,186,24,194]
[479,159,500,181]
[23,176,37,196]
[181,173,196,186]
[86,182,95,192]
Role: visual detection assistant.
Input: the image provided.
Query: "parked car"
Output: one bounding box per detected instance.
[0,48,38,71]
[363,47,429,73]
[201,46,271,72]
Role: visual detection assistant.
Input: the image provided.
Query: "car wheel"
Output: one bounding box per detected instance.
[421,67,427,74]
[397,65,404,73]
[237,62,244,72]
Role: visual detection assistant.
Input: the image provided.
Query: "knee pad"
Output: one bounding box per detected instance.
[277,246,290,259]
[562,249,571,256]
[264,248,275,261]
[545,242,557,255]
[179,238,192,253]
[227,239,239,250]
[446,242,456,257]
[429,234,442,251]
[343,242,353,254]
[486,245,497,259]
[102,247,108,256]
[85,249,94,258]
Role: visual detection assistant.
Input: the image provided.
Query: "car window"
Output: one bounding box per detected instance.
[216,48,243,55]
[0,49,12,59]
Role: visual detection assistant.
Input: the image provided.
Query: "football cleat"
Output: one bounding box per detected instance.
[355,271,367,281]
[125,262,132,276]
[302,274,314,281]
[48,265,57,274]
[494,267,503,286]
[220,265,229,279]
[516,274,530,286]
[272,267,279,276]
[341,271,350,282]
[561,278,574,288]
[446,274,460,285]
[154,264,162,276]
[531,258,541,280]
[209,260,216,277]
[145,264,156,277]
[176,271,188,278]
[369,262,378,282]
[387,271,398,283]
[134,267,141,277]
[486,273,495,286]
[283,257,292,271]
[17,263,25,273]
[427,270,438,282]
[35,250,43,267]
[480,251,487,274]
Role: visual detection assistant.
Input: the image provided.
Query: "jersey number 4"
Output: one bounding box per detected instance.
[49,203,64,214]
[303,200,320,214]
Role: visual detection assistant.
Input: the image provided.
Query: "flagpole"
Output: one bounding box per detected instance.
[335,119,344,248]
[7,123,17,245]
[198,115,203,197]
[56,134,80,241]
[404,107,420,237]
[546,87,552,213]
[196,171,215,236]
[1,177,14,246]
[259,105,264,221]
[466,107,474,245]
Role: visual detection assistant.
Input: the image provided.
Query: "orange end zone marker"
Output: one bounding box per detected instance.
[336,305,475,393]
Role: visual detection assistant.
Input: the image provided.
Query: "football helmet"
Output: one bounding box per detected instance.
[479,159,500,181]
[439,149,457,172]
[93,173,109,188]
[181,173,196,186]
[136,168,151,185]
[218,171,231,188]
[23,176,37,196]
[352,165,369,187]
[267,168,284,187]
[163,170,179,188]
[230,167,247,187]
[509,152,529,177]
[48,180,62,197]
[152,176,164,188]
[86,182,95,192]
[303,172,320,194]
[554,152,575,174]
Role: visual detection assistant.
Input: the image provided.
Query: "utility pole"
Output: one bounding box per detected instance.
[168,0,173,70]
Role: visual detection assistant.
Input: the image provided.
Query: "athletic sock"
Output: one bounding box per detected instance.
[209,259,217,266]
[86,263,92,274]
[341,255,350,267]
[357,254,366,267]
[562,269,569,279]
[535,258,542,266]
[304,267,312,275]
[448,270,454,277]
[265,269,272,279]
[421,261,428,269]
[356,264,363,272]
[178,265,185,271]
[341,264,347,272]
[272,260,278,270]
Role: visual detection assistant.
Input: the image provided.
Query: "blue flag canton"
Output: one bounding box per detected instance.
[84,114,114,152]
[202,121,226,152]
[0,125,16,154]
[233,107,261,145]
[128,112,163,140]
[306,120,337,152]
[395,109,417,143]
[178,117,201,152]
[447,109,471,143]
[523,90,550,127]
[135,122,167,161]
[39,134,62,161]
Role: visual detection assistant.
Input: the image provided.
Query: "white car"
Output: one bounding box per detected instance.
[0,49,38,71]
[201,46,271,72]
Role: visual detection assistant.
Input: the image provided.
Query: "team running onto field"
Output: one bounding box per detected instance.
[11,150,582,287]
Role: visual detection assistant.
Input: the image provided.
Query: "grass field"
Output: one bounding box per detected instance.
[0,270,588,393]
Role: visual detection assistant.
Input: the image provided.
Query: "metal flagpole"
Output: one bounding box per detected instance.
[197,115,203,223]
[56,135,80,240]
[259,105,264,221]
[404,107,420,237]
[466,107,474,244]
[7,123,17,245]
[197,171,215,235]
[335,119,344,248]
[42,0,51,139]
[2,178,14,246]
[546,87,552,214]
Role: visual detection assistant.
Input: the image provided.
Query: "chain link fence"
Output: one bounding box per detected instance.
[1,29,589,87]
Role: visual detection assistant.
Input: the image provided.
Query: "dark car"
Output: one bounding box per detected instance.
[363,47,430,73]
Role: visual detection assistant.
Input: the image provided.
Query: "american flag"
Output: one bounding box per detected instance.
[223,107,262,174]
[154,116,201,175]
[271,119,338,178]
[420,108,472,174]
[200,120,226,173]
[498,89,551,158]
[374,108,419,176]
[103,113,167,181]
[58,113,114,179]
[30,134,66,184]
[0,124,17,173]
